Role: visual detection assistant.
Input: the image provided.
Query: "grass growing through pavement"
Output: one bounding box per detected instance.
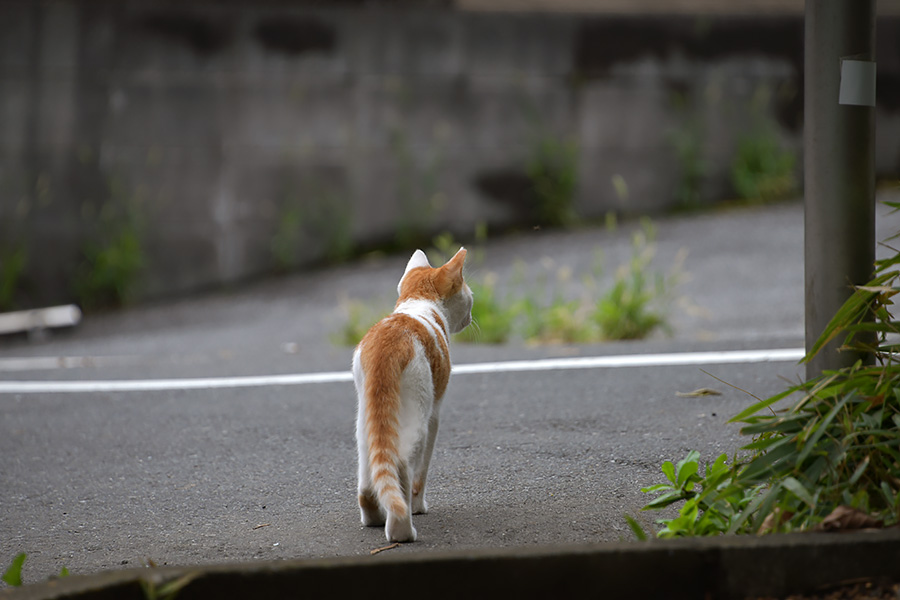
[730,127,797,204]
[628,202,900,539]
[333,220,681,346]
[2,552,68,588]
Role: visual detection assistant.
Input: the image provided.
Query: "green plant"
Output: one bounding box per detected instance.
[330,299,386,347]
[670,123,707,210]
[271,203,304,270]
[333,221,680,347]
[426,230,460,268]
[455,275,516,344]
[0,245,26,311]
[594,222,677,340]
[730,128,797,202]
[526,135,578,227]
[391,128,444,248]
[516,294,593,345]
[668,93,708,211]
[634,451,764,538]
[74,201,144,310]
[2,553,68,588]
[272,180,355,269]
[139,572,199,600]
[2,553,25,586]
[426,222,487,268]
[635,204,900,538]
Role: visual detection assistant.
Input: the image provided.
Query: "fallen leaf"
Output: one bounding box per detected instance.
[864,394,885,407]
[758,507,793,534]
[676,388,722,397]
[815,505,883,532]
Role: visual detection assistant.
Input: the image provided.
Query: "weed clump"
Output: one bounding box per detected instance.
[631,202,900,538]
[334,221,681,346]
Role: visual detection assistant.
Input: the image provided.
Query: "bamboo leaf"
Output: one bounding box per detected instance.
[740,415,806,435]
[848,456,870,485]
[729,386,799,423]
[738,442,797,483]
[804,272,896,362]
[742,435,787,451]
[782,476,816,508]
[750,483,784,533]
[796,393,853,464]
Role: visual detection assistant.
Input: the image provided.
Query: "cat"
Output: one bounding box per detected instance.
[352,247,473,542]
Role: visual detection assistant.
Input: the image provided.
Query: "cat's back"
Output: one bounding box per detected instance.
[354,311,450,398]
[354,313,420,379]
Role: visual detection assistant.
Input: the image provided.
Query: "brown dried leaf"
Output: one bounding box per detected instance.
[815,505,883,532]
[758,508,794,535]
[675,388,722,397]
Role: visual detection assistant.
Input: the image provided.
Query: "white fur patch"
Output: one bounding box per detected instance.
[395,299,450,349]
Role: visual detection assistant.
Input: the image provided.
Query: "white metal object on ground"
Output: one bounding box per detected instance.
[0,305,82,335]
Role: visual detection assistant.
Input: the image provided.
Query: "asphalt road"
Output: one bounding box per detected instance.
[0,199,894,584]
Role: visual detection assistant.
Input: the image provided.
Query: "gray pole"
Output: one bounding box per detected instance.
[804,0,876,378]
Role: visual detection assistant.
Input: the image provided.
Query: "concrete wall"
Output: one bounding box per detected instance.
[1,1,898,307]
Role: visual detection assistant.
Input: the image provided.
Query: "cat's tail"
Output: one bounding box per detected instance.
[362,343,416,542]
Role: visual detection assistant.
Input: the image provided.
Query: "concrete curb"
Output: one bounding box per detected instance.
[4,529,900,600]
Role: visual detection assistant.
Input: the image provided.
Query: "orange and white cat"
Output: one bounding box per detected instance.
[352,247,473,542]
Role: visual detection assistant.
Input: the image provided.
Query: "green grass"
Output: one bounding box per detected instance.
[527,135,579,227]
[330,299,387,347]
[73,197,145,311]
[2,553,25,586]
[454,276,515,344]
[730,128,797,203]
[74,223,144,310]
[334,221,680,347]
[0,245,26,311]
[2,552,68,588]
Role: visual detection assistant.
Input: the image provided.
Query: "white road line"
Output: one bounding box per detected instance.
[0,348,805,394]
[453,348,806,374]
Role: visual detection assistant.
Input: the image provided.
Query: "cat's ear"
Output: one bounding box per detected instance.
[398,249,431,295]
[435,247,466,296]
[403,249,431,275]
[446,247,467,272]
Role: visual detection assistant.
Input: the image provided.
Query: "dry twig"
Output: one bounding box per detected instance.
[370,543,401,555]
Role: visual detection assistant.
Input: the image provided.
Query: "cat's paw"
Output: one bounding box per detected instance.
[386,515,417,543]
[359,493,385,527]
[361,511,385,527]
[411,496,429,515]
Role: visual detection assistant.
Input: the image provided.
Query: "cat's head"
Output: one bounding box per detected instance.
[397,248,473,334]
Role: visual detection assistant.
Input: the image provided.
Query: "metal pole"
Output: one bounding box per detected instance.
[804,0,876,379]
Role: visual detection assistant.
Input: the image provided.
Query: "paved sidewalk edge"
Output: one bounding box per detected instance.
[4,529,900,600]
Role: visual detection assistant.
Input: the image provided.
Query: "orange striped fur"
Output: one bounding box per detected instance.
[352,248,472,543]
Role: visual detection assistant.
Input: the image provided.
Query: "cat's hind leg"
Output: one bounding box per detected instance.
[412,410,438,515]
[358,488,384,527]
[384,461,417,542]
[411,413,440,515]
[357,434,385,527]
